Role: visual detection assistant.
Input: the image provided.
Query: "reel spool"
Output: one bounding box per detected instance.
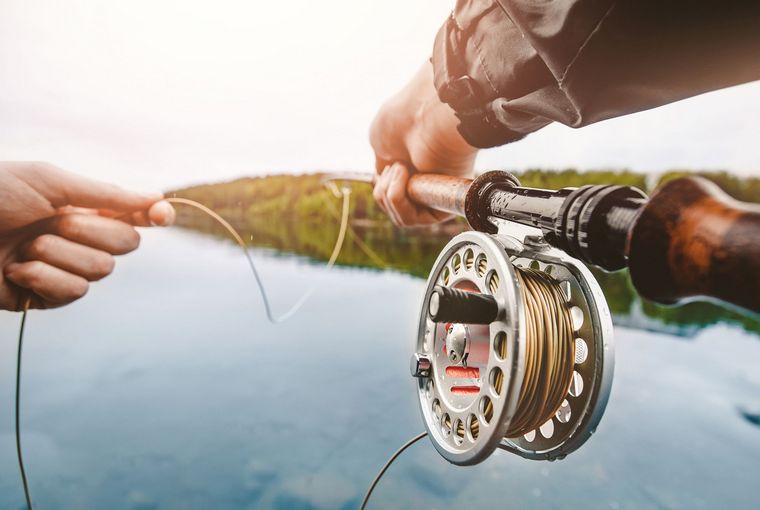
[411,225,614,465]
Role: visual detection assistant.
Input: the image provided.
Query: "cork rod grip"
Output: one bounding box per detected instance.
[407,173,472,217]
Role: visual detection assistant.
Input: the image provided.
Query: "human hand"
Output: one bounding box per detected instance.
[0,162,175,311]
[370,61,478,226]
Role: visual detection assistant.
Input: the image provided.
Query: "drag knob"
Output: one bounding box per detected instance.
[428,285,499,324]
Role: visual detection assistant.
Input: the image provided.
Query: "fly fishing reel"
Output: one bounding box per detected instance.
[411,223,614,465]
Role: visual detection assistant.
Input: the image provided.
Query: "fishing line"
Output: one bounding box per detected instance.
[321,188,386,268]
[15,297,33,510]
[359,431,427,510]
[12,184,355,510]
[165,186,350,323]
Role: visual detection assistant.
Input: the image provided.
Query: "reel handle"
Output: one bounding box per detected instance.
[428,286,499,324]
[628,176,760,313]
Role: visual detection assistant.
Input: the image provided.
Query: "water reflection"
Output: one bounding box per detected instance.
[174,206,760,339]
[739,408,760,428]
[0,227,758,509]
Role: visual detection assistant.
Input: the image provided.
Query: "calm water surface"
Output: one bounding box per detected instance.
[1,228,759,509]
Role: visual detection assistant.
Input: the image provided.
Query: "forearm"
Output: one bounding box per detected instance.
[407,63,478,176]
[371,62,477,176]
[433,0,760,148]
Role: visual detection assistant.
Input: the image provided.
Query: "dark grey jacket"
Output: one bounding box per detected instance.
[432,0,760,148]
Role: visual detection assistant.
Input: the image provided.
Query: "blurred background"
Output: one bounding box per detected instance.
[1,0,760,190]
[1,1,759,509]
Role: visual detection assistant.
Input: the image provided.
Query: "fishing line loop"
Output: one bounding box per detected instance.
[12,183,355,509]
[165,185,350,323]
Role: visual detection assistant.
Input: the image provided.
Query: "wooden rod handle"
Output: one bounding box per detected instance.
[627,176,760,313]
[407,173,472,217]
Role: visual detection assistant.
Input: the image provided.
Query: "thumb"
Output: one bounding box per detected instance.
[26,163,162,212]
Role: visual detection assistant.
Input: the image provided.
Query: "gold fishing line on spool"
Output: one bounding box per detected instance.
[484,266,575,438]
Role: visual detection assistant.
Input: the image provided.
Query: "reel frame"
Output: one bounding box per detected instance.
[413,221,614,465]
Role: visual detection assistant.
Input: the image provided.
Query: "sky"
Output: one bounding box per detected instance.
[1,0,759,192]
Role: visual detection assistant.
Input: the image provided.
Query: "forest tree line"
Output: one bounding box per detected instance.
[169,168,760,227]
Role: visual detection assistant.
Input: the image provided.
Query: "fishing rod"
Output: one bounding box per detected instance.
[326,170,760,469]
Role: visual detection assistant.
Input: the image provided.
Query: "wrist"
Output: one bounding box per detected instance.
[405,66,478,174]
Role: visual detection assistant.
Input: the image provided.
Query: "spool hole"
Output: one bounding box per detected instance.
[575,338,588,364]
[524,430,536,442]
[556,399,571,423]
[487,271,500,294]
[539,419,555,439]
[480,396,493,424]
[442,267,450,286]
[476,254,488,277]
[494,332,507,360]
[568,371,584,397]
[432,399,442,419]
[463,249,474,271]
[452,254,462,274]
[454,418,465,444]
[467,414,479,441]
[570,306,584,330]
[441,413,452,437]
[489,367,504,396]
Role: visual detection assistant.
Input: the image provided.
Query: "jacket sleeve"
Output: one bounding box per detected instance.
[432,0,760,148]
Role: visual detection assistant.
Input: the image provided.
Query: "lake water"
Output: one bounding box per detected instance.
[1,227,759,509]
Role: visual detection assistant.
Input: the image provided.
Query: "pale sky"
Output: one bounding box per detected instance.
[1,0,759,191]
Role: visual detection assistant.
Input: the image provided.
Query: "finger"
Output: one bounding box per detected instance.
[385,163,414,226]
[21,234,115,281]
[9,293,47,312]
[24,162,163,212]
[47,213,141,255]
[56,206,100,216]
[376,167,403,226]
[4,260,89,307]
[372,166,391,215]
[147,200,175,226]
[25,294,48,311]
[375,156,391,174]
[120,209,152,227]
[99,200,175,227]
